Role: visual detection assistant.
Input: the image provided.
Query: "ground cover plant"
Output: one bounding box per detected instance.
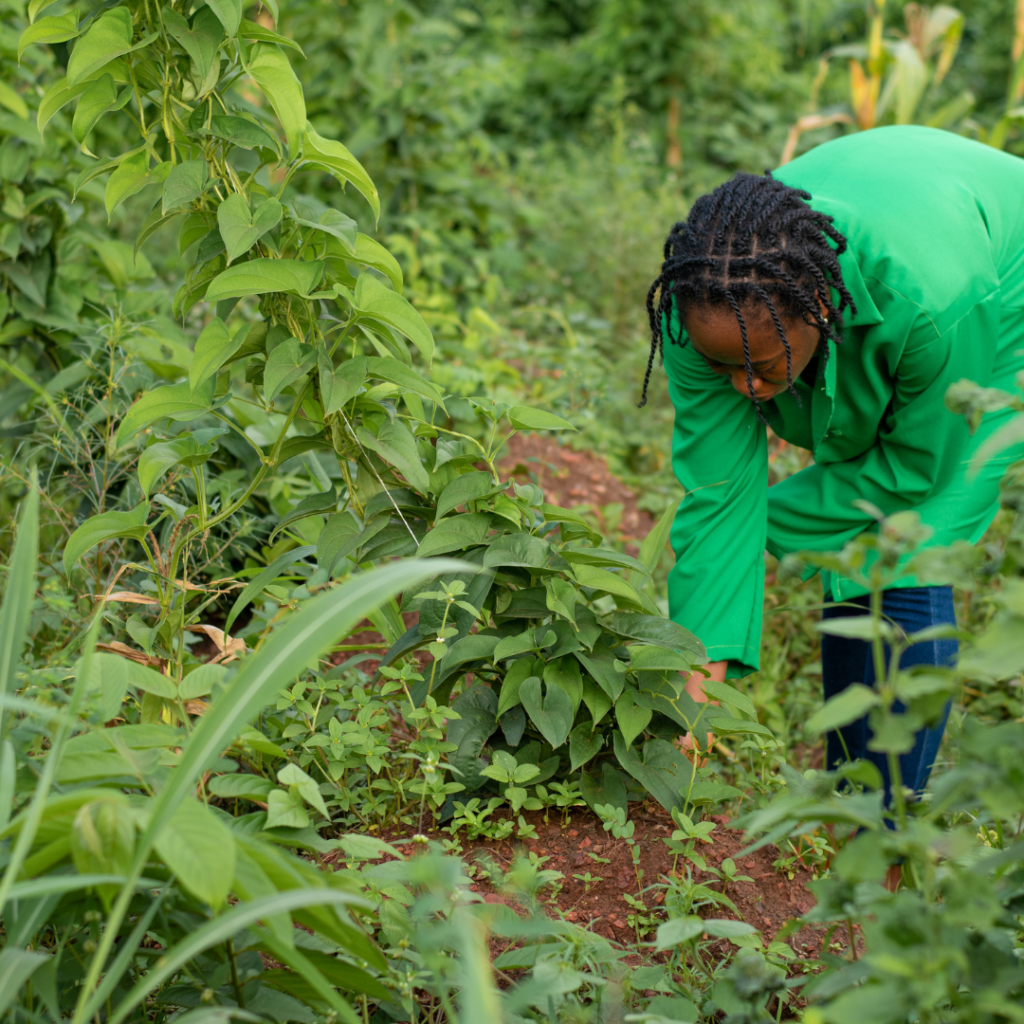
[4,0,1024,1022]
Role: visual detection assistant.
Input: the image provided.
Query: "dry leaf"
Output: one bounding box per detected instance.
[185,623,246,664]
[96,641,165,669]
[93,591,159,605]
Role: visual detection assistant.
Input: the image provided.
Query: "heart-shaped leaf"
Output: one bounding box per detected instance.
[63,502,150,573]
[318,352,366,415]
[190,316,241,394]
[138,436,214,498]
[263,337,316,403]
[615,689,652,747]
[569,722,602,771]
[520,676,574,750]
[204,258,323,301]
[352,272,433,361]
[217,193,283,263]
[162,158,209,214]
[66,8,131,85]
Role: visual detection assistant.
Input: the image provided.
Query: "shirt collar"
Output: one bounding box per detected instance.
[834,247,882,328]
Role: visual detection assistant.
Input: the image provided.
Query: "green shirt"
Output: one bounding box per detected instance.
[665,126,1024,674]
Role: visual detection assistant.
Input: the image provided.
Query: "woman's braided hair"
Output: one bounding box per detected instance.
[641,171,856,413]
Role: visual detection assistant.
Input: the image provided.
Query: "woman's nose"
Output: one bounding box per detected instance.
[730,369,761,395]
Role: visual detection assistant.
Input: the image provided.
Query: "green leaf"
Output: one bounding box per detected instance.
[704,919,758,939]
[179,663,226,700]
[353,272,433,361]
[686,780,743,805]
[154,799,235,906]
[162,8,222,95]
[110,158,170,221]
[571,563,644,606]
[367,356,444,407]
[638,496,681,573]
[507,405,576,431]
[63,502,149,573]
[19,11,80,61]
[613,733,694,814]
[28,0,59,20]
[66,8,132,86]
[0,82,27,121]
[436,470,497,520]
[568,722,602,771]
[279,763,329,817]
[0,482,38,741]
[357,419,429,493]
[805,684,880,736]
[106,890,369,1024]
[561,547,650,578]
[190,316,240,394]
[70,797,135,910]
[138,436,213,498]
[655,916,705,950]
[37,76,89,133]
[816,616,895,643]
[581,675,612,726]
[0,950,50,1017]
[706,715,775,739]
[104,151,151,219]
[319,353,366,416]
[162,158,209,214]
[628,643,694,674]
[71,73,117,142]
[224,545,316,634]
[416,512,491,558]
[291,200,356,249]
[520,676,573,749]
[205,258,324,301]
[615,690,652,747]
[134,206,180,256]
[218,193,283,263]
[482,532,551,569]
[203,0,242,36]
[579,761,627,814]
[352,234,403,292]
[115,377,217,448]
[701,679,757,718]
[239,16,304,53]
[493,627,540,661]
[264,337,316,402]
[574,649,625,702]
[264,786,310,828]
[247,44,305,157]
[127,663,177,699]
[609,612,706,661]
[304,123,379,221]
[204,113,280,154]
[207,773,274,800]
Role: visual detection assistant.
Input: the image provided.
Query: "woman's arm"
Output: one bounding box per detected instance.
[767,296,1002,563]
[664,337,769,675]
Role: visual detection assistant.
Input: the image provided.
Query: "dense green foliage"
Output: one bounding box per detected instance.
[4,0,1024,1022]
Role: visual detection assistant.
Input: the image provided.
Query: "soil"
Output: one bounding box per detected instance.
[368,804,844,965]
[500,434,656,543]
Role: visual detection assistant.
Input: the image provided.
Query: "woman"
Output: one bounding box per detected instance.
[645,126,1024,798]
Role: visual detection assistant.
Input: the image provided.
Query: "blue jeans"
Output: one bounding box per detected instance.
[821,586,956,800]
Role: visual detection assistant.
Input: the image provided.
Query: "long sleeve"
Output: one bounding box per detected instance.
[766,292,1002,592]
[664,336,768,674]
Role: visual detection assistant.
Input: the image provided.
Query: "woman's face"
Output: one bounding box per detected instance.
[682,301,823,402]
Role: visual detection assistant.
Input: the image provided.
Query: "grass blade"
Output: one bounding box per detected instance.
[75,557,470,1022]
[107,889,369,1024]
[0,479,39,741]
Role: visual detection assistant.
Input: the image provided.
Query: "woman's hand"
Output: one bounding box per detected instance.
[677,660,727,764]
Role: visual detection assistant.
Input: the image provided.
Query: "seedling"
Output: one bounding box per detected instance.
[572,871,604,893]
